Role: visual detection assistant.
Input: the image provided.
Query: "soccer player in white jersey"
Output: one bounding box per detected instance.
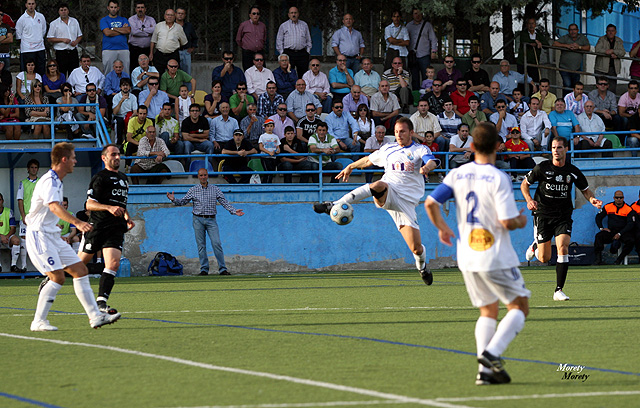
[425,123,530,385]
[313,117,440,284]
[26,142,121,331]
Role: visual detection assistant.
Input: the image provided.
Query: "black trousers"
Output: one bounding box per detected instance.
[284,48,309,79]
[55,49,80,78]
[594,229,635,260]
[153,49,179,77]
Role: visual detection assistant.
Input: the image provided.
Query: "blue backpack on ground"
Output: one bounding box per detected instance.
[148,252,184,276]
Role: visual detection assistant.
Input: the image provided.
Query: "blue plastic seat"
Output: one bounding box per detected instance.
[188,160,214,173]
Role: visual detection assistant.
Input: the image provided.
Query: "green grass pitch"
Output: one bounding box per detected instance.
[1,266,639,408]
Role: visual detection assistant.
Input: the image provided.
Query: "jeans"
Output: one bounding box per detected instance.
[159,131,185,155]
[435,135,450,153]
[314,94,333,115]
[192,215,226,274]
[560,71,580,96]
[410,55,431,90]
[345,57,361,73]
[179,49,192,76]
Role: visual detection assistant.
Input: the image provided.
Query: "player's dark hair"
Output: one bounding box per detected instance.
[471,122,500,155]
[51,142,75,166]
[552,136,569,148]
[396,116,413,131]
[101,143,120,156]
[27,158,40,168]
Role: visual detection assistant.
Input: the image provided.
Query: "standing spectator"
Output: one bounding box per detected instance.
[279,125,313,183]
[175,8,197,77]
[100,0,131,75]
[406,8,438,90]
[326,100,360,155]
[15,58,41,103]
[236,6,265,72]
[303,59,332,113]
[480,81,508,116]
[276,7,312,79]
[67,55,105,96]
[273,54,297,97]
[175,84,193,123]
[182,103,214,159]
[460,95,487,134]
[258,119,281,183]
[516,17,549,84]
[203,80,228,119]
[588,76,623,131]
[423,78,446,116]
[354,58,381,98]
[286,79,321,121]
[103,60,129,120]
[15,0,46,75]
[564,81,588,117]
[491,60,537,102]
[490,99,518,142]
[549,99,580,148]
[111,77,137,145]
[209,102,238,151]
[46,3,82,78]
[268,102,295,139]
[329,55,355,102]
[245,52,274,100]
[257,81,284,118]
[464,53,491,94]
[75,83,107,137]
[138,77,169,120]
[436,99,460,151]
[167,168,244,276]
[450,79,473,117]
[576,100,613,157]
[384,10,409,71]
[629,30,640,81]
[211,51,245,99]
[155,102,184,157]
[220,129,257,184]
[410,99,441,143]
[531,78,557,114]
[127,1,155,73]
[505,126,535,180]
[229,81,255,120]
[131,54,159,94]
[16,159,40,273]
[296,103,321,144]
[342,85,368,118]
[0,60,9,87]
[23,79,50,139]
[437,55,463,95]
[0,3,14,69]
[150,9,187,77]
[448,123,474,169]
[130,125,170,185]
[382,57,412,113]
[370,79,401,131]
[331,13,365,73]
[240,103,264,151]
[520,97,551,151]
[42,59,65,99]
[552,24,590,94]
[160,59,196,104]
[594,24,625,92]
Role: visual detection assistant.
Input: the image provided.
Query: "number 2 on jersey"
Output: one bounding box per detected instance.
[466,191,479,224]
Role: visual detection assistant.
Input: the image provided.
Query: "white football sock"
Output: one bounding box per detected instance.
[335,184,372,205]
[486,309,525,357]
[20,244,27,268]
[413,244,426,269]
[72,241,80,252]
[11,245,20,265]
[33,280,62,323]
[73,275,101,319]
[475,316,497,373]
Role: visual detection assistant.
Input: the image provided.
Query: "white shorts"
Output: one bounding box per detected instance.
[26,228,82,275]
[461,267,531,308]
[375,182,419,230]
[19,220,26,237]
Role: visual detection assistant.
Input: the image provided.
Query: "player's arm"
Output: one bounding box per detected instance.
[49,202,92,233]
[85,198,125,217]
[335,156,373,182]
[500,208,527,230]
[420,153,440,175]
[123,209,135,230]
[425,196,455,246]
[580,187,602,209]
[520,177,537,210]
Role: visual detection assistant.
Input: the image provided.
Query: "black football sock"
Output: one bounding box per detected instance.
[555,263,569,291]
[98,272,116,302]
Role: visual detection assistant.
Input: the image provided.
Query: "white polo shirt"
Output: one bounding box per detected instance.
[15,10,47,52]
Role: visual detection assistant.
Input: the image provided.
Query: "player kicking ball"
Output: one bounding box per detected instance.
[313,117,440,284]
[27,143,120,331]
[425,123,529,385]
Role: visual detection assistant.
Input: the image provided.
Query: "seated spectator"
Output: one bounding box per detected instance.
[24,79,50,139]
[436,98,460,151]
[370,80,401,131]
[564,81,588,117]
[245,52,274,100]
[156,102,185,156]
[112,77,137,145]
[240,103,265,151]
[302,59,332,113]
[229,81,255,120]
[410,99,441,144]
[279,125,313,183]
[68,55,104,96]
[363,125,390,183]
[124,104,152,160]
[576,100,614,157]
[423,78,446,116]
[520,96,551,151]
[258,118,280,183]
[203,80,228,119]
[160,59,196,105]
[103,60,129,120]
[307,121,343,183]
[329,55,355,102]
[450,78,472,117]
[220,128,257,184]
[463,53,491,94]
[130,125,171,184]
[0,192,22,273]
[354,58,380,97]
[75,83,107,137]
[505,126,535,180]
[531,78,557,114]
[175,84,193,123]
[211,50,245,99]
[549,99,580,149]
[268,102,294,139]
[461,95,487,134]
[139,78,169,120]
[419,66,435,95]
[490,99,518,142]
[594,191,635,265]
[382,57,412,113]
[437,55,462,95]
[588,76,623,131]
[286,79,321,121]
[209,102,239,152]
[257,81,284,118]
[449,123,473,168]
[423,130,438,153]
[0,84,21,140]
[296,103,321,144]
[15,59,42,103]
[508,88,528,123]
[56,82,80,140]
[492,59,537,101]
[342,85,368,118]
[57,197,79,252]
[480,81,507,115]
[355,103,373,142]
[618,80,640,153]
[182,103,214,159]
[273,53,297,98]
[326,100,360,155]
[43,59,66,99]
[131,54,159,94]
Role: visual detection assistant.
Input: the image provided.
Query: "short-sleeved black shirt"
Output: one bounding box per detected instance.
[296,116,320,141]
[181,116,210,136]
[87,169,129,230]
[525,160,589,217]
[223,138,254,168]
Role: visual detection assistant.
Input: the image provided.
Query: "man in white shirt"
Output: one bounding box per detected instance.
[46,3,83,77]
[15,0,47,75]
[245,52,275,100]
[449,123,473,168]
[302,59,332,113]
[410,99,441,143]
[520,96,551,151]
[276,7,312,79]
[149,8,187,77]
[576,100,613,157]
[68,54,106,96]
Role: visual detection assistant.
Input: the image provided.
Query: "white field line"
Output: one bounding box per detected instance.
[0,333,472,408]
[436,390,640,402]
[163,400,407,408]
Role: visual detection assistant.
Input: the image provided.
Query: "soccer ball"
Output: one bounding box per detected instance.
[330,203,354,225]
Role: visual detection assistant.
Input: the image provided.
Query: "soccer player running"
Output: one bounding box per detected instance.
[28,143,121,331]
[425,122,529,385]
[313,117,440,284]
[521,136,602,301]
[77,144,135,314]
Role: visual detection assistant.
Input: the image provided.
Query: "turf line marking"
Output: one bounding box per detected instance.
[165,400,408,408]
[0,333,473,408]
[436,390,640,402]
[0,391,64,408]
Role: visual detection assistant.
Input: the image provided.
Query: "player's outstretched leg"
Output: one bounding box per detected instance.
[313,184,375,214]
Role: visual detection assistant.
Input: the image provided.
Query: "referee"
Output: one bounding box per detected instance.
[167,168,244,275]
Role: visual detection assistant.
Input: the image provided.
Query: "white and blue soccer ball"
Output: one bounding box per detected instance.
[330,203,354,225]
